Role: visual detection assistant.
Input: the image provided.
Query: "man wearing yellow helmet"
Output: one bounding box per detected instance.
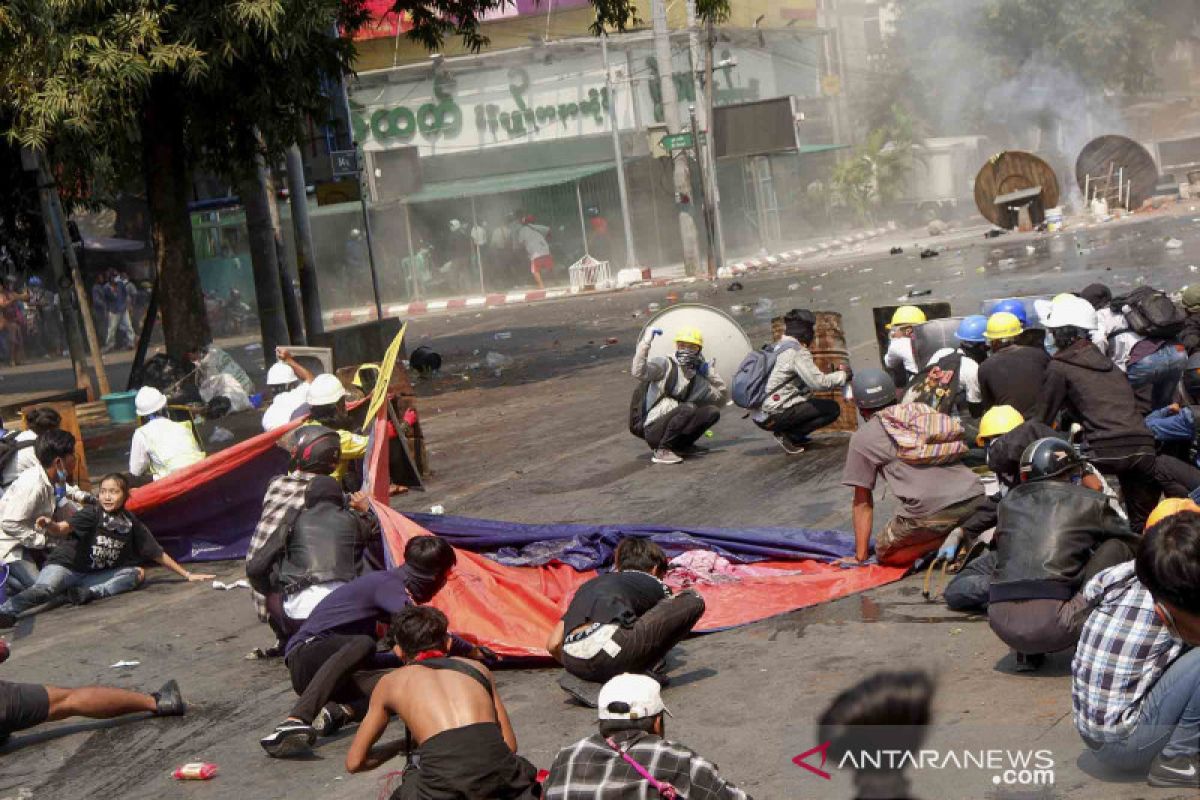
[977,305,1049,417]
[630,326,728,464]
[882,305,925,385]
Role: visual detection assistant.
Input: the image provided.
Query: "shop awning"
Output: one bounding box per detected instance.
[797,143,849,155]
[402,162,615,204]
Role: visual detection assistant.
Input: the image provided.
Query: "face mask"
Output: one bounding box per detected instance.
[675,350,701,369]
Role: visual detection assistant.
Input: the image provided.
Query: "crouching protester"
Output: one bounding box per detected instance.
[840,368,988,567]
[260,535,493,758]
[1072,500,1200,788]
[0,474,213,628]
[346,606,540,799]
[546,538,705,691]
[987,438,1138,672]
[544,673,751,800]
[630,327,728,465]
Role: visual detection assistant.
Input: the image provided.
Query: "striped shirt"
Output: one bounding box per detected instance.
[1071,563,1188,742]
[545,730,750,800]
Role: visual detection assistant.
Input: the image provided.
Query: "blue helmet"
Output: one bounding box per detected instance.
[27,275,42,288]
[990,299,1028,327]
[955,315,989,343]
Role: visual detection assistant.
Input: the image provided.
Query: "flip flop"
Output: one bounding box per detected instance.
[558,673,601,708]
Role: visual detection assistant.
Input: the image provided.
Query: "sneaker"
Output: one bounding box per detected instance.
[558,673,601,708]
[65,586,94,606]
[773,433,806,455]
[1013,652,1046,672]
[313,702,351,737]
[260,721,317,758]
[153,679,186,717]
[651,448,683,465]
[1149,753,1200,787]
[0,612,14,629]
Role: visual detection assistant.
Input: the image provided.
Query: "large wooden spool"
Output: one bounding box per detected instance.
[811,311,859,433]
[973,151,1060,228]
[1075,134,1158,210]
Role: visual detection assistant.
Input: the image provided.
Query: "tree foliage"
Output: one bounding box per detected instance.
[832,105,916,222]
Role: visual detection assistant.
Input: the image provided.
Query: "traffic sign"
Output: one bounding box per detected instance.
[659,133,696,152]
[331,149,359,177]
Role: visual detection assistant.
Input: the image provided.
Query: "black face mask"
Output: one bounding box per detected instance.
[675,350,702,369]
[404,567,447,604]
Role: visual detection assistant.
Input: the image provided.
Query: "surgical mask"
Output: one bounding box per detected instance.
[675,350,701,369]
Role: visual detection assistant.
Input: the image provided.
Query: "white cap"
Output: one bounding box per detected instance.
[1044,294,1098,331]
[266,361,298,386]
[134,386,167,416]
[597,674,671,721]
[307,373,347,406]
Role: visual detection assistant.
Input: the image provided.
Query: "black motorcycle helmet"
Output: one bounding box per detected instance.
[1019,437,1083,483]
[289,425,341,475]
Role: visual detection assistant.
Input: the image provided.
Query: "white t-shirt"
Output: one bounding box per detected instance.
[927,348,982,404]
[884,336,919,376]
[129,418,205,480]
[283,581,345,620]
[515,224,550,260]
[262,385,309,432]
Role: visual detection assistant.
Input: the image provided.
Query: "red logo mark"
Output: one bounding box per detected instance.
[793,741,832,780]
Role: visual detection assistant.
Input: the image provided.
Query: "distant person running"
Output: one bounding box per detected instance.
[516,215,553,290]
[0,637,185,747]
[630,326,728,465]
[345,606,540,799]
[547,538,704,702]
[128,387,204,481]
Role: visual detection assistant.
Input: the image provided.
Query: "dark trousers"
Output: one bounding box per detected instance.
[643,404,720,451]
[758,399,842,441]
[1091,448,1160,533]
[945,549,996,611]
[1152,453,1200,499]
[562,591,706,683]
[285,634,386,723]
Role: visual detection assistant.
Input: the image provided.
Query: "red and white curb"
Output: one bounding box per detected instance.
[723,227,893,275]
[323,279,682,324]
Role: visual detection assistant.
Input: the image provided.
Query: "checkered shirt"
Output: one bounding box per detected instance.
[1071,562,1188,742]
[245,471,318,620]
[544,731,751,800]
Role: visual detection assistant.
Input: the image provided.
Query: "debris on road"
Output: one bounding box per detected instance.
[890,247,904,255]
[494,332,512,340]
[429,505,446,515]
[928,219,950,236]
[908,289,932,297]
[1167,238,1184,250]
[787,283,800,291]
[211,579,249,591]
[648,303,661,311]
[683,292,700,301]
[984,229,1006,238]
[919,248,939,259]
[110,659,141,669]
[727,282,744,292]
[172,763,219,781]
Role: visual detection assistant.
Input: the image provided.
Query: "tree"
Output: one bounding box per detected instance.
[832,106,916,224]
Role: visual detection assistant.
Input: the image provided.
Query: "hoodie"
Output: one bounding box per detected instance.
[1036,340,1154,452]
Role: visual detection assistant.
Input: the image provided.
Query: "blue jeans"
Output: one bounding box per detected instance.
[1091,648,1200,770]
[2,560,40,597]
[0,564,143,616]
[1128,346,1187,412]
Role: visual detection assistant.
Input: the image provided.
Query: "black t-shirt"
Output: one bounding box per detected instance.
[562,571,671,632]
[49,506,164,573]
[978,344,1050,417]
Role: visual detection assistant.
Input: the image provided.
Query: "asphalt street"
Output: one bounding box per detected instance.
[4,207,1200,799]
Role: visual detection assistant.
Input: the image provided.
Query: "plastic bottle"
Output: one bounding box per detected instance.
[172,763,219,781]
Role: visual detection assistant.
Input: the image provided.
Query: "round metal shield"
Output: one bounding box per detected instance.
[639,303,755,379]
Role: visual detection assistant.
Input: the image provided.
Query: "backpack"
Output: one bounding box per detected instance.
[902,351,963,415]
[878,402,968,465]
[0,432,34,486]
[628,360,679,438]
[731,341,800,409]
[1118,287,1186,339]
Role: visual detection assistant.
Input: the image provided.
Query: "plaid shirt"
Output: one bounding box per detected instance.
[1071,562,1189,742]
[246,471,318,620]
[544,730,751,800]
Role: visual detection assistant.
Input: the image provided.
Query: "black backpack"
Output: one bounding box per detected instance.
[628,361,679,438]
[1118,287,1186,339]
[0,432,34,486]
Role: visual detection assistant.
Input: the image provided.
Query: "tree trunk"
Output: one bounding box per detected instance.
[239,152,289,363]
[141,77,210,358]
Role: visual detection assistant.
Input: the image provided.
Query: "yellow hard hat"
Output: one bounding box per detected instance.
[984,311,1024,340]
[1145,498,1200,532]
[887,306,927,329]
[352,362,381,389]
[674,327,704,347]
[976,405,1024,446]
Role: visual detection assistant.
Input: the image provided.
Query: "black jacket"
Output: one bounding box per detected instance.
[978,344,1049,417]
[246,495,379,597]
[1036,340,1154,453]
[986,420,1060,489]
[988,480,1137,603]
[1181,313,1200,356]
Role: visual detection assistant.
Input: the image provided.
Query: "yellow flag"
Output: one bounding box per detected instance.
[361,322,408,432]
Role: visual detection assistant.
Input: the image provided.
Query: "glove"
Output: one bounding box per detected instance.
[650,328,664,339]
[937,528,964,561]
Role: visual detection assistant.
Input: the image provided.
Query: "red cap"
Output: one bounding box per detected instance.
[403,408,418,426]
[0,637,9,664]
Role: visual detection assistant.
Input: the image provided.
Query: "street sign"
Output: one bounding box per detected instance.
[659,133,695,152]
[331,149,359,177]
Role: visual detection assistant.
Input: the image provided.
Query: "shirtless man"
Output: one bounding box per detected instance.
[346,606,539,799]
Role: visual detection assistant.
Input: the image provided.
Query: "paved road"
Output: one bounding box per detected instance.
[4,208,1200,799]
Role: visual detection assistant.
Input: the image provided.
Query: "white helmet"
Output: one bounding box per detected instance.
[134,386,167,417]
[307,373,347,406]
[266,361,298,387]
[1044,295,1097,331]
[449,219,462,232]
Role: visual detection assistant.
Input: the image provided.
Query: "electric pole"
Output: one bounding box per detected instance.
[286,144,324,339]
[652,0,700,276]
[601,34,639,271]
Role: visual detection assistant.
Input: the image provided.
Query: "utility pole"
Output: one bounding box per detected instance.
[601,34,638,270]
[240,153,290,364]
[355,145,384,322]
[266,165,305,345]
[651,0,700,276]
[286,144,323,339]
[685,0,721,278]
[703,17,726,271]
